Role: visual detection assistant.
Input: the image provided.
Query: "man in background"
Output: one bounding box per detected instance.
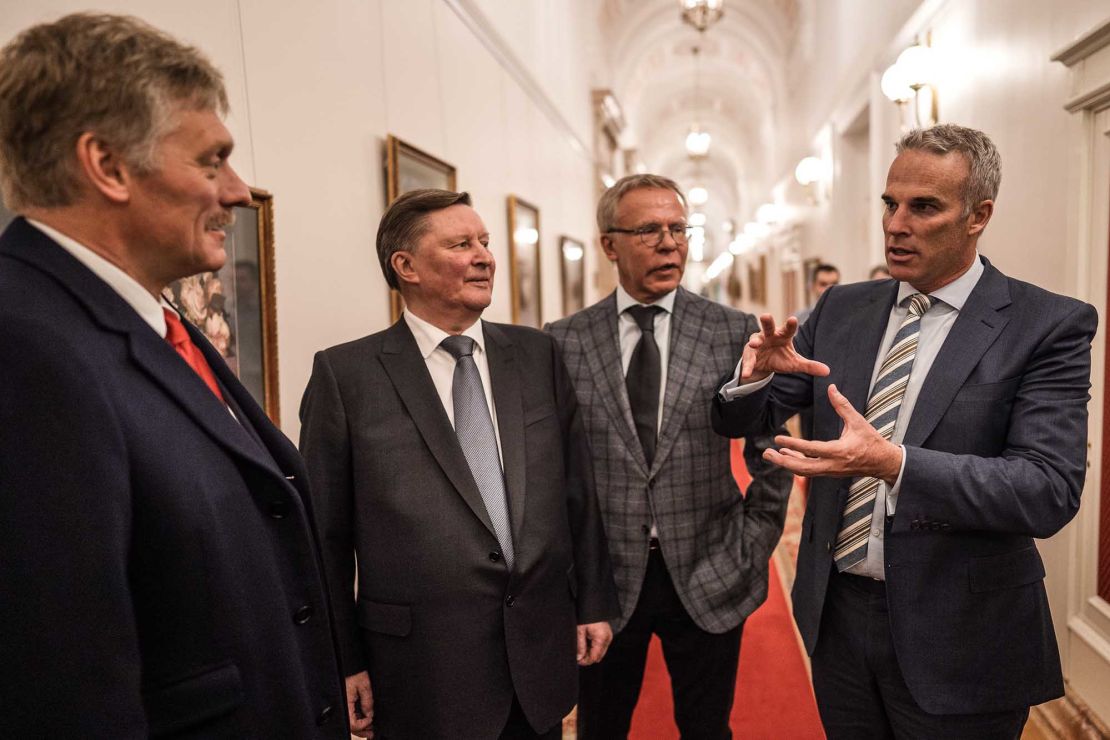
[715,124,1095,738]
[796,262,840,324]
[299,188,619,739]
[0,14,347,737]
[547,174,792,739]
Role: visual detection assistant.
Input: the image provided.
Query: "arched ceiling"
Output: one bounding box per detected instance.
[598,0,803,258]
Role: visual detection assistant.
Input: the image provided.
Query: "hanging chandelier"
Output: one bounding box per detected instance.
[680,0,724,33]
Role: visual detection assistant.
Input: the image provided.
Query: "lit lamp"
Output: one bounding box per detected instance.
[882,38,939,129]
[680,0,724,33]
[688,185,709,206]
[685,126,711,157]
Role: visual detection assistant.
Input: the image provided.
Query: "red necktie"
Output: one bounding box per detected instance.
[163,308,225,402]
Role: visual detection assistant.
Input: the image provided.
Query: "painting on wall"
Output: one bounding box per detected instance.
[747,254,767,305]
[559,236,586,316]
[167,188,280,423]
[507,195,542,328]
[384,134,458,322]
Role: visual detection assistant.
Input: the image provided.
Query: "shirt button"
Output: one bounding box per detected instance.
[505,595,516,607]
[316,704,334,726]
[873,530,882,538]
[293,605,314,624]
[489,551,502,562]
[268,500,288,519]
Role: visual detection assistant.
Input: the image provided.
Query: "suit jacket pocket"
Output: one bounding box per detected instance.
[144,659,244,736]
[524,404,557,426]
[953,376,1021,402]
[968,546,1045,593]
[358,599,412,636]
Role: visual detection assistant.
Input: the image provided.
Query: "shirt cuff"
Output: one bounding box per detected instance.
[885,445,907,515]
[718,362,774,401]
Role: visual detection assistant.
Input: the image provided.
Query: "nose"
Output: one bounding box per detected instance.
[885,205,909,236]
[474,241,495,268]
[221,162,252,207]
[657,229,679,252]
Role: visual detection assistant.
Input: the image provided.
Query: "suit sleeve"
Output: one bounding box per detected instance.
[298,351,364,675]
[896,301,1097,537]
[552,339,621,623]
[0,322,146,736]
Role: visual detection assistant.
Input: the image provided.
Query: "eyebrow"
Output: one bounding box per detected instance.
[440,232,489,243]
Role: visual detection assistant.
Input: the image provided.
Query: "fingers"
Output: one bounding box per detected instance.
[346,672,374,735]
[826,384,862,420]
[758,313,778,336]
[589,624,613,664]
[576,625,587,664]
[801,358,832,377]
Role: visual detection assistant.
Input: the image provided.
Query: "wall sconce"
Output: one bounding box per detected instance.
[882,36,939,129]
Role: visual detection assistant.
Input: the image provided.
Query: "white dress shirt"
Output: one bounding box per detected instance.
[615,284,677,434]
[720,255,985,579]
[403,309,504,464]
[27,218,166,336]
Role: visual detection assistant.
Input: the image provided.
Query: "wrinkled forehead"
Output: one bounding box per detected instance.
[616,186,687,222]
[423,203,488,243]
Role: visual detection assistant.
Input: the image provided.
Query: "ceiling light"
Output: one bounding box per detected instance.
[688,186,709,205]
[685,125,711,157]
[689,212,707,227]
[794,156,824,186]
[680,0,724,33]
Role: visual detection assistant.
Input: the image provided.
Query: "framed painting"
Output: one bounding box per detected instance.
[167,187,280,423]
[507,195,542,327]
[747,254,768,305]
[384,135,458,323]
[559,235,586,316]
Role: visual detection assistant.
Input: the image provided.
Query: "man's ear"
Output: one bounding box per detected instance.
[966,199,994,237]
[391,250,419,288]
[600,234,619,263]
[73,132,132,204]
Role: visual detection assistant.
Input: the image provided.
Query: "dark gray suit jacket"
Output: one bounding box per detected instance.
[299,319,619,739]
[714,258,1097,714]
[0,218,347,737]
[547,287,793,634]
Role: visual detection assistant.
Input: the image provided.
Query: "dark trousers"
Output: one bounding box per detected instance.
[499,696,561,740]
[812,570,1029,740]
[577,546,743,740]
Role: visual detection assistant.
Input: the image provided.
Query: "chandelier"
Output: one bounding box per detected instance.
[680,0,724,33]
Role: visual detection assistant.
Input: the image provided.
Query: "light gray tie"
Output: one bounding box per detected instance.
[834,292,933,570]
[440,335,514,569]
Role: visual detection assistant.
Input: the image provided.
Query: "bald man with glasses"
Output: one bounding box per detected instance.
[546,174,792,739]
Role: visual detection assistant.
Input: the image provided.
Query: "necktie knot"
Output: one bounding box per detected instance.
[626,305,663,333]
[905,293,933,318]
[441,334,476,360]
[163,308,191,348]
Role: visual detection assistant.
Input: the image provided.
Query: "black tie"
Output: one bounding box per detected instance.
[625,305,664,466]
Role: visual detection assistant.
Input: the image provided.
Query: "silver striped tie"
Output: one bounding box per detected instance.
[441,335,515,569]
[833,292,933,570]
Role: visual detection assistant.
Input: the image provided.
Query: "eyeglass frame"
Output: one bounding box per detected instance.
[604,222,693,248]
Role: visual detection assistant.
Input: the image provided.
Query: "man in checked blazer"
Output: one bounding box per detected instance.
[546,174,793,739]
[714,124,1096,737]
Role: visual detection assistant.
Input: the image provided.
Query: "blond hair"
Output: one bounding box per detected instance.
[0,13,228,210]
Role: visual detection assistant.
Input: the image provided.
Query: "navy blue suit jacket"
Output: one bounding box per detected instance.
[0,218,347,737]
[714,257,1096,714]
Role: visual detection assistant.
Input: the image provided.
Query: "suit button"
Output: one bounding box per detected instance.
[293,605,314,624]
[826,541,832,553]
[505,595,516,607]
[941,523,950,530]
[489,551,502,562]
[268,500,288,519]
[316,704,334,726]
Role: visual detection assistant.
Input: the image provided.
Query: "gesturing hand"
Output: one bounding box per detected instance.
[740,314,830,383]
[761,384,903,482]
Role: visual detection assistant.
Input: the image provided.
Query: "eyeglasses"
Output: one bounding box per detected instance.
[606,223,692,248]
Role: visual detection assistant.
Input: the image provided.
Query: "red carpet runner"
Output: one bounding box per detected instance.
[626,441,824,739]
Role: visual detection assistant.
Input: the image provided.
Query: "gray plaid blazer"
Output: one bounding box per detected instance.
[546,287,792,633]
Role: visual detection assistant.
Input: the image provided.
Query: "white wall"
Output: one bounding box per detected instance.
[0,0,603,440]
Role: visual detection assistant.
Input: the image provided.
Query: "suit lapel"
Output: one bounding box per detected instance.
[483,322,527,544]
[379,321,498,538]
[580,293,649,471]
[903,263,1011,446]
[652,288,708,474]
[838,284,898,419]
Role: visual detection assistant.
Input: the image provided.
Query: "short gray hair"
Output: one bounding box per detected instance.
[896,124,1001,215]
[376,188,472,290]
[596,174,686,232]
[0,13,228,211]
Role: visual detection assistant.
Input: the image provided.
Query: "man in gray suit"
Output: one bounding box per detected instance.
[299,188,619,739]
[546,174,793,739]
[714,124,1096,738]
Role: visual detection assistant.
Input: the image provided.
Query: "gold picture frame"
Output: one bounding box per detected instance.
[559,235,586,316]
[168,187,280,423]
[507,195,542,327]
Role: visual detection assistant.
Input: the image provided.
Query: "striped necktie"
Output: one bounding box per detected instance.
[440,335,515,569]
[834,292,933,570]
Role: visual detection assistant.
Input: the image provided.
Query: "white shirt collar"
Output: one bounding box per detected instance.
[896,252,984,311]
[615,284,677,315]
[26,218,167,336]
[403,309,486,359]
